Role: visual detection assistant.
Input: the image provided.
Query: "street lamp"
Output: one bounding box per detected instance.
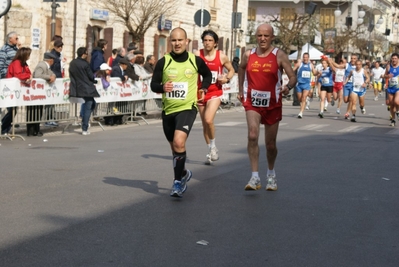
[357,18,364,24]
[334,7,342,17]
[358,8,365,18]
[377,15,384,25]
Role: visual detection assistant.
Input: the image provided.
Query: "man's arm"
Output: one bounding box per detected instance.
[220,52,235,84]
[150,57,165,93]
[237,50,250,102]
[33,63,53,81]
[364,69,370,85]
[196,56,212,90]
[0,48,7,78]
[328,58,346,69]
[278,50,297,95]
[345,71,353,84]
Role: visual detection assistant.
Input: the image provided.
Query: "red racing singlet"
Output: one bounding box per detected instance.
[198,49,223,93]
[244,47,282,110]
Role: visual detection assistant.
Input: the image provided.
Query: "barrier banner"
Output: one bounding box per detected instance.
[0,78,71,108]
[0,75,238,108]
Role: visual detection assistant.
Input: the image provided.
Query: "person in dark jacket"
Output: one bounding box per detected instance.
[69,47,99,135]
[90,39,108,74]
[44,39,64,127]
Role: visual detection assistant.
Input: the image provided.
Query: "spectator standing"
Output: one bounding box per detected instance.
[106,58,129,125]
[107,49,117,68]
[43,39,64,127]
[90,39,108,74]
[0,32,19,78]
[2,47,32,135]
[0,31,19,135]
[112,47,126,68]
[143,55,155,74]
[69,47,99,135]
[29,52,57,136]
[134,55,153,115]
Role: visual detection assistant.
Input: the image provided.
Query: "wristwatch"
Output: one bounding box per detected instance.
[226,77,230,83]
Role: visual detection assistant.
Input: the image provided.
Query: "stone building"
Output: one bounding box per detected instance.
[0,0,248,74]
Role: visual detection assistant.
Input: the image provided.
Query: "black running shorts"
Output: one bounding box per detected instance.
[162,107,198,142]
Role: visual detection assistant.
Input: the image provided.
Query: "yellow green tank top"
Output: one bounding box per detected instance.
[162,53,198,115]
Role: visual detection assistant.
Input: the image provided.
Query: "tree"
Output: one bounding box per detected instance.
[88,0,179,41]
[269,13,312,55]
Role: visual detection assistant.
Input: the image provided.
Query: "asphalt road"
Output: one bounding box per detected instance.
[0,93,398,267]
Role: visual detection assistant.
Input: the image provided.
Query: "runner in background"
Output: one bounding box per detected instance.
[195,30,235,165]
[371,61,384,101]
[384,53,399,126]
[292,53,317,118]
[345,60,370,122]
[332,58,345,114]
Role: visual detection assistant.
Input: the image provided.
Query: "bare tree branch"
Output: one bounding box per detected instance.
[88,0,179,41]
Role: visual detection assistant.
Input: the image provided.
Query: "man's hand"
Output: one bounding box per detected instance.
[282,85,290,95]
[49,74,56,83]
[237,92,244,103]
[163,81,173,92]
[198,89,205,102]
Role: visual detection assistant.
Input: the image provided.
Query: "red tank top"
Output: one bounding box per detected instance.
[245,47,282,110]
[198,49,223,92]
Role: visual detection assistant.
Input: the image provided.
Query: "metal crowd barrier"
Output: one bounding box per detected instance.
[0,75,240,141]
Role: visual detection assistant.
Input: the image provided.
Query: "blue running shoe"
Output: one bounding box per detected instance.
[181,169,192,193]
[170,180,183,198]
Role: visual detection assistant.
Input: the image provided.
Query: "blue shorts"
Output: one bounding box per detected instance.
[387,87,399,95]
[352,89,366,97]
[343,84,353,97]
[296,83,310,93]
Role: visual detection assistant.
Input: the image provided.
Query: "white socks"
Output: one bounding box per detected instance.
[209,139,215,148]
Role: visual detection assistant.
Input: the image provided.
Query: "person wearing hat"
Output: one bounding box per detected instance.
[44,39,64,127]
[69,47,99,135]
[111,57,129,82]
[126,42,137,55]
[27,52,57,136]
[97,63,112,89]
[104,58,129,126]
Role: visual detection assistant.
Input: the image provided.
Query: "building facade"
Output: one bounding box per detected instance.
[248,0,396,60]
[0,0,248,74]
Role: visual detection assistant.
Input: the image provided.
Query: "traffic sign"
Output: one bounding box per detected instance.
[194,9,211,27]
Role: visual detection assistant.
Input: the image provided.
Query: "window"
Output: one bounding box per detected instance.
[248,7,256,22]
[320,8,335,29]
[280,8,295,22]
[211,9,217,22]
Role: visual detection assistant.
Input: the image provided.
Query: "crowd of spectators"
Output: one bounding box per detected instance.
[0,32,156,136]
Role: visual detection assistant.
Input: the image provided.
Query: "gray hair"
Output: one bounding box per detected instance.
[126,53,135,61]
[117,46,125,55]
[7,31,18,42]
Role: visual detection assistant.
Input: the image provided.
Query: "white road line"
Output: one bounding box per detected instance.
[298,124,330,131]
[338,126,368,132]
